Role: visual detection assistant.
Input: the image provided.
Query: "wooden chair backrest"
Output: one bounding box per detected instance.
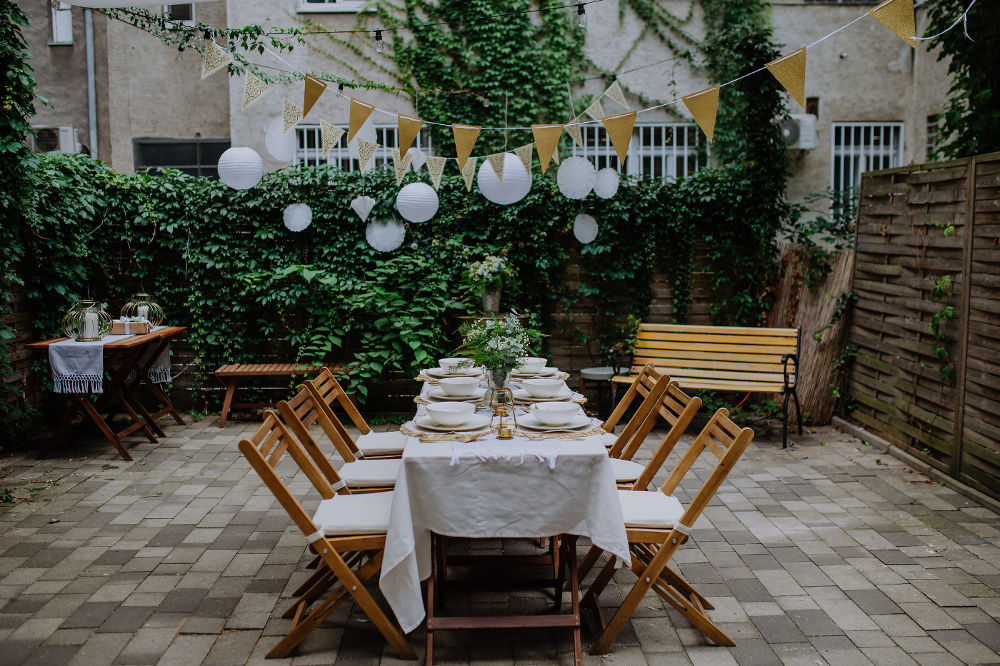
[603,363,667,433]
[311,367,370,435]
[660,408,754,531]
[276,386,360,469]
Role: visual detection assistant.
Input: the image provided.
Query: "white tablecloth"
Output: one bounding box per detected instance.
[379,433,630,633]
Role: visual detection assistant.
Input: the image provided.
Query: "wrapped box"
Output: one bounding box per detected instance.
[111,320,151,335]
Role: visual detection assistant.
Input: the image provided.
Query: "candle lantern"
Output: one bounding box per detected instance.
[62,300,111,342]
[120,293,164,326]
[489,387,518,440]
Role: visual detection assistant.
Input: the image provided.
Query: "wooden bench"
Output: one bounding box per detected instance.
[215,363,318,427]
[613,324,802,447]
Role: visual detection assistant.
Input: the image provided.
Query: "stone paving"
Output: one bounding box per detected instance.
[1,412,999,666]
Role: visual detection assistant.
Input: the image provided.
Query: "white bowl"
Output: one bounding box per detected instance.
[439,357,472,374]
[425,401,476,427]
[517,357,547,373]
[531,402,579,426]
[521,378,565,398]
[438,376,481,396]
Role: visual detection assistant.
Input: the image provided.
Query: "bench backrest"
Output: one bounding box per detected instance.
[631,324,800,390]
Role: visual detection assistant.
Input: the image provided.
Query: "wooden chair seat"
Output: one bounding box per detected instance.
[312,490,395,535]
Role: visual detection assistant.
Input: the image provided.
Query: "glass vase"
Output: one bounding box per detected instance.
[62,300,111,342]
[481,283,501,313]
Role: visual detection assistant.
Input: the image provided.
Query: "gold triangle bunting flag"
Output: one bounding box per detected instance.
[584,98,605,122]
[682,86,720,143]
[487,153,506,184]
[282,97,303,134]
[349,98,376,141]
[765,47,807,109]
[397,114,424,159]
[426,156,447,190]
[603,80,627,108]
[320,120,345,157]
[302,75,327,118]
[602,111,637,163]
[566,115,585,148]
[869,0,917,48]
[461,156,477,192]
[356,137,379,172]
[452,124,481,172]
[532,124,563,174]
[201,40,230,79]
[392,149,413,185]
[241,73,270,110]
[514,144,533,175]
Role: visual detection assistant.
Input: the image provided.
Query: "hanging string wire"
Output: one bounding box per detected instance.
[915,0,977,40]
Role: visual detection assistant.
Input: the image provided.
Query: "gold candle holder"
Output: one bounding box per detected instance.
[489,387,517,439]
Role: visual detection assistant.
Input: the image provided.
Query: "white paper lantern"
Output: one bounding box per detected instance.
[265,116,296,163]
[573,213,599,244]
[395,182,439,223]
[218,147,264,190]
[283,203,312,232]
[477,153,532,205]
[557,156,596,200]
[594,168,620,199]
[366,219,406,252]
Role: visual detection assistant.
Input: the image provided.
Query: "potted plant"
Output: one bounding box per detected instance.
[466,253,512,314]
[459,311,542,390]
[605,314,641,375]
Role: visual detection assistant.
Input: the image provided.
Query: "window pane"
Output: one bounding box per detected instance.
[165,4,193,21]
[136,142,197,167]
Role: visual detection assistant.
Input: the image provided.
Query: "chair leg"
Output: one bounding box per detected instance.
[219,379,238,427]
[577,545,603,581]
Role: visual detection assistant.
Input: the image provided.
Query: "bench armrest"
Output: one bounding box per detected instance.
[780,353,798,391]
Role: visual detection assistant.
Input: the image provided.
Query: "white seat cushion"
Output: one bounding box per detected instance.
[339,459,402,487]
[617,490,685,529]
[356,431,407,456]
[312,491,394,535]
[610,458,645,483]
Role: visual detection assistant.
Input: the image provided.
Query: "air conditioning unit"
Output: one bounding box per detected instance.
[30,125,80,154]
[781,114,818,150]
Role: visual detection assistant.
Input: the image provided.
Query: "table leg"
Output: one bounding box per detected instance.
[75,394,133,461]
[426,557,436,666]
[567,535,582,666]
[134,338,185,426]
[113,388,159,443]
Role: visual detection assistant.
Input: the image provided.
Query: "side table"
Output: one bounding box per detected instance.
[579,366,616,416]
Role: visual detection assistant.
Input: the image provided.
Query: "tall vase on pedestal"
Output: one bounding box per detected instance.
[481,283,501,314]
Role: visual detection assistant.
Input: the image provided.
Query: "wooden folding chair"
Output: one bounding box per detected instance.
[583,408,754,654]
[303,367,406,459]
[238,412,415,660]
[276,385,399,493]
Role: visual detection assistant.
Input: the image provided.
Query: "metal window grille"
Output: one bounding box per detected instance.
[295,125,432,171]
[926,114,940,158]
[134,139,231,178]
[830,122,904,194]
[51,2,73,44]
[570,123,706,181]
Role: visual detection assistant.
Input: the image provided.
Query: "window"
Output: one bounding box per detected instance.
[830,122,903,194]
[295,124,433,170]
[163,4,195,24]
[298,0,373,13]
[134,139,230,178]
[570,123,706,181]
[50,2,73,45]
[926,114,940,159]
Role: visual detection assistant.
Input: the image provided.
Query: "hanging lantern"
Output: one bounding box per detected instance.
[477,152,532,205]
[395,182,439,223]
[63,300,111,342]
[557,156,596,199]
[366,219,407,252]
[265,117,296,163]
[120,293,165,326]
[573,213,599,244]
[218,147,264,190]
[351,195,376,222]
[593,168,620,199]
[283,203,313,232]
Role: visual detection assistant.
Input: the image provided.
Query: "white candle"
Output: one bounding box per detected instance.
[82,312,98,339]
[137,305,149,321]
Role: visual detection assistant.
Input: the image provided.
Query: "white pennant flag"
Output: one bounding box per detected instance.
[320,121,345,157]
[392,148,413,185]
[603,80,628,108]
[356,138,379,172]
[425,156,447,190]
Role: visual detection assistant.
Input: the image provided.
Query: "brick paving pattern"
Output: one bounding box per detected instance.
[0,415,998,665]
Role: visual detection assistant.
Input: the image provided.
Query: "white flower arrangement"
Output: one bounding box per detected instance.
[466,254,510,288]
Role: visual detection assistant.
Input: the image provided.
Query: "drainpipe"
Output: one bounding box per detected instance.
[84,8,97,158]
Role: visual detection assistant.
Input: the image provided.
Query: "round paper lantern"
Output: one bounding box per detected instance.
[218,147,264,190]
[265,117,296,162]
[366,219,406,252]
[557,156,596,200]
[594,168,620,199]
[283,203,312,232]
[477,153,532,205]
[395,182,439,223]
[573,213,599,244]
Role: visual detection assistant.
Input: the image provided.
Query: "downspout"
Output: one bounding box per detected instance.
[84,8,97,158]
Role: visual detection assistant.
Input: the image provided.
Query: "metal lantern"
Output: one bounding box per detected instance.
[62,300,111,342]
[121,293,164,326]
[489,387,517,439]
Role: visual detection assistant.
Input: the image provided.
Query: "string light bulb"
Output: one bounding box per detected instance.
[374,29,384,53]
[577,3,587,29]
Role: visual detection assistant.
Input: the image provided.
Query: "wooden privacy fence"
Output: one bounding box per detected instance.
[846,151,1000,500]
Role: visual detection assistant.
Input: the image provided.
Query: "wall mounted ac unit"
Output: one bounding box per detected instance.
[30,125,80,154]
[781,114,818,150]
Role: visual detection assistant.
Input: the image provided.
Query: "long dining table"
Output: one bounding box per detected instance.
[378,369,630,665]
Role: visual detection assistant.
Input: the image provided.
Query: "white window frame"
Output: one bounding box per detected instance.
[570,122,707,181]
[50,2,73,46]
[830,122,904,194]
[297,0,376,13]
[295,124,432,171]
[162,4,196,25]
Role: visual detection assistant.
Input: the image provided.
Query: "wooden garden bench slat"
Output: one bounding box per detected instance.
[215,362,328,427]
[613,323,802,447]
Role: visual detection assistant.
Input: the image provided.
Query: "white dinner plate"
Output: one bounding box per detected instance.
[425,366,483,379]
[511,367,559,378]
[517,412,592,431]
[427,386,487,402]
[511,388,574,402]
[414,413,492,432]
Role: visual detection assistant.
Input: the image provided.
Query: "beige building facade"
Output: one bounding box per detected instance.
[21,0,951,206]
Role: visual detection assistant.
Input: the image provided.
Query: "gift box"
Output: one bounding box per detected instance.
[110,320,151,335]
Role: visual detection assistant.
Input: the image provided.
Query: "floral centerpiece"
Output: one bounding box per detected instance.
[459,311,542,389]
[466,254,512,313]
